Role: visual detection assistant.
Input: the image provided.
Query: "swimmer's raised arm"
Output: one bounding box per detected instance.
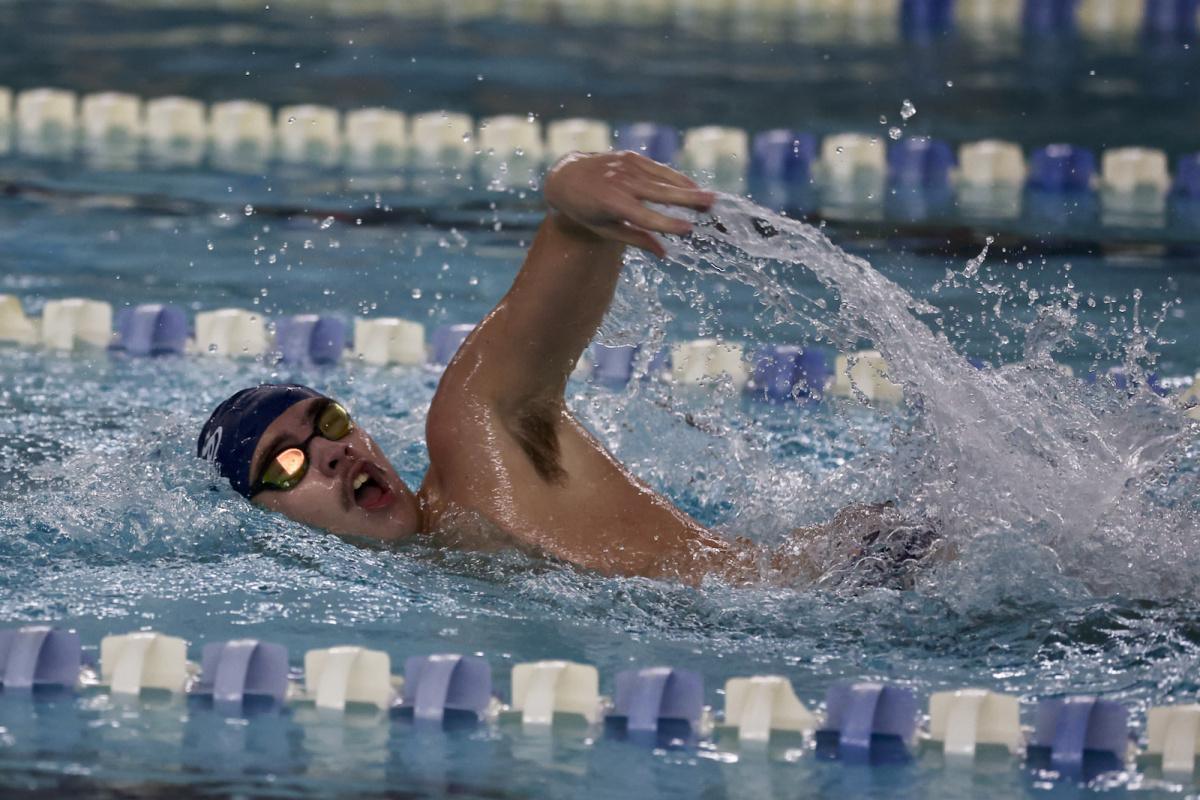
[443,152,714,406]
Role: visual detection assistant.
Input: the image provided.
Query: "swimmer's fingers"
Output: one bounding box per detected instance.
[614,198,693,238]
[623,151,701,190]
[592,221,668,259]
[634,180,716,212]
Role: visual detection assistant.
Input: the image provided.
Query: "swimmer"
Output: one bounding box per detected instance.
[199,152,938,586]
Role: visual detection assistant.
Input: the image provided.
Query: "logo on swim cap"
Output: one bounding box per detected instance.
[200,427,223,463]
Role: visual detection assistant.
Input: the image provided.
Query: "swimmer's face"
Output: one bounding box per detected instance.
[248,398,421,541]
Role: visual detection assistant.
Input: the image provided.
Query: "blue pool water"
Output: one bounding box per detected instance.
[2,2,1200,798]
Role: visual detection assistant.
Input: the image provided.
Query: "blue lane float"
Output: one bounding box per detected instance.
[400,654,494,725]
[589,343,640,385]
[113,303,188,356]
[746,344,831,402]
[428,323,474,366]
[900,0,955,37]
[607,667,704,740]
[1024,0,1079,37]
[888,137,956,190]
[1175,153,1200,199]
[1028,144,1097,194]
[614,123,680,165]
[0,626,81,691]
[192,639,290,711]
[750,130,818,185]
[1028,696,1129,778]
[275,314,347,365]
[1143,0,1199,38]
[816,682,918,763]
[1087,366,1167,397]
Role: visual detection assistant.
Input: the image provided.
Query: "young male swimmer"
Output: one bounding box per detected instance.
[199,152,936,586]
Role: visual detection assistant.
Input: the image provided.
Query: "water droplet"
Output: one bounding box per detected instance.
[879,115,888,125]
[411,288,422,299]
[945,79,954,88]
[243,204,254,216]
[319,216,335,230]
[900,99,916,120]
[888,127,903,140]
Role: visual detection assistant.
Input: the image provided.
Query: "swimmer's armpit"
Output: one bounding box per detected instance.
[509,397,567,483]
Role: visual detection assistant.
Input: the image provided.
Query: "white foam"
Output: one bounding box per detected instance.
[830,350,903,404]
[16,87,78,158]
[210,100,274,167]
[546,118,611,160]
[411,110,474,162]
[0,294,38,345]
[353,317,426,366]
[671,339,749,390]
[345,108,408,170]
[478,114,544,161]
[277,104,343,167]
[41,298,113,350]
[145,96,208,166]
[194,308,268,358]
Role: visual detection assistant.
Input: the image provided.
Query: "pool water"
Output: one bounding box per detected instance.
[2,2,1200,798]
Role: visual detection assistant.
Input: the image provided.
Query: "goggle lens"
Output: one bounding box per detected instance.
[318,403,353,440]
[256,402,355,493]
[260,447,307,490]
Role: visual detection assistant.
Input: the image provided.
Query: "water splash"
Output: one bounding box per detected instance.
[637,194,1200,602]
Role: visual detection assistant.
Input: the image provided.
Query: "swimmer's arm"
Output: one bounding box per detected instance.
[447,152,714,406]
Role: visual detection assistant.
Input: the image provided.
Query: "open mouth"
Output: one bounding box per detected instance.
[351,465,394,511]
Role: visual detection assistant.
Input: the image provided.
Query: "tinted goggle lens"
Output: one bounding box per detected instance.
[258,403,354,491]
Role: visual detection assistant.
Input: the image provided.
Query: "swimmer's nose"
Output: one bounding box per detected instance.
[308,436,350,481]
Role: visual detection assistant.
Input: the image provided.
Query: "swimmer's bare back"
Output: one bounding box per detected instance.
[416,152,742,583]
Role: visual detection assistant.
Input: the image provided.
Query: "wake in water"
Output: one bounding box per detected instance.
[591,194,1198,603]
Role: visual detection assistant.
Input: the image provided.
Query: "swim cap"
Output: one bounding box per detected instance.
[197,383,325,497]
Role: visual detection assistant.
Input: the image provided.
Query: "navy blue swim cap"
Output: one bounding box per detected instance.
[198,383,326,497]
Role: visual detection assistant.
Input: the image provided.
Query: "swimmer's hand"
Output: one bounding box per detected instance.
[545,151,716,259]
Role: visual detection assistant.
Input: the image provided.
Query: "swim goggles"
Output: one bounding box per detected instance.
[252,401,354,493]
